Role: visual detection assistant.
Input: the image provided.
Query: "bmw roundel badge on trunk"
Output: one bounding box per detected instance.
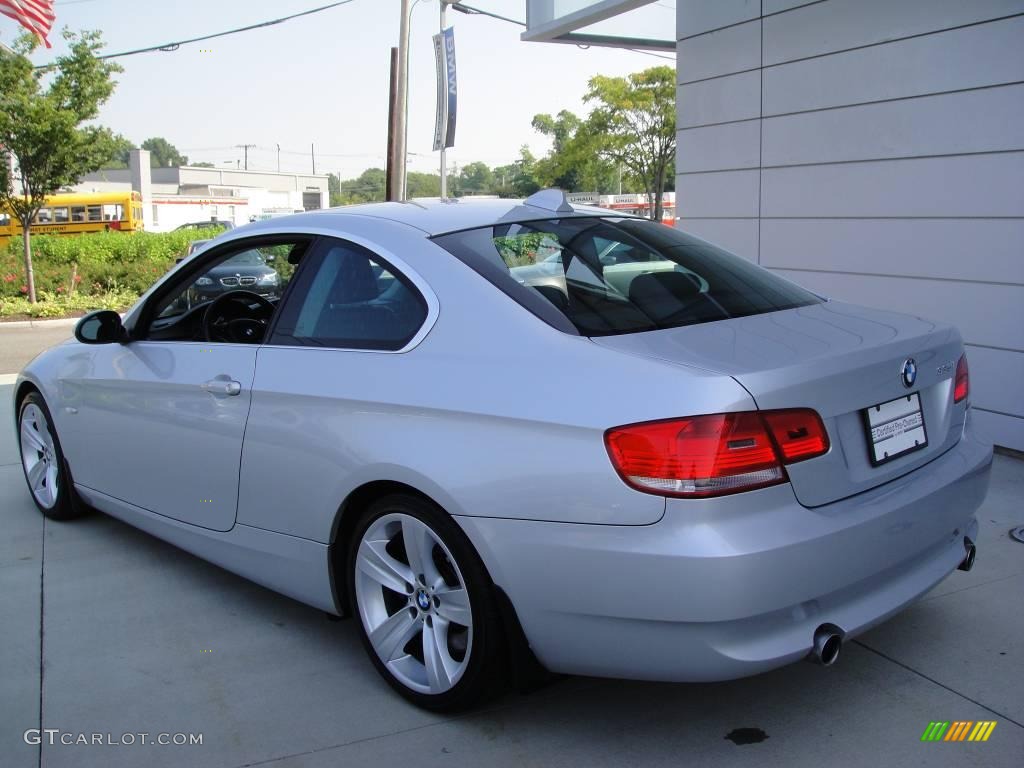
[902,358,918,388]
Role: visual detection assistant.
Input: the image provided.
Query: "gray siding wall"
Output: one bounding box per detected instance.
[676,0,1024,450]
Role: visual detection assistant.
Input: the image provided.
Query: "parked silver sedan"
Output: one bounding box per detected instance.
[14,191,992,711]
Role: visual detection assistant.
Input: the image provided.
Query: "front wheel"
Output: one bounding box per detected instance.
[18,392,82,520]
[348,494,504,711]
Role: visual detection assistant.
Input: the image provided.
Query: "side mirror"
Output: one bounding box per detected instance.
[264,253,275,262]
[75,310,126,344]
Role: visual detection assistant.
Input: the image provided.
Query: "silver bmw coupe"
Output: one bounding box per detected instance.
[15,190,992,710]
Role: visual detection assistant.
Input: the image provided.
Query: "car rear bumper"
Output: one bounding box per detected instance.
[456,412,992,681]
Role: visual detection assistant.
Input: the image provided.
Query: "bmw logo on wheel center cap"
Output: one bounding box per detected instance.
[901,358,917,388]
[416,590,431,611]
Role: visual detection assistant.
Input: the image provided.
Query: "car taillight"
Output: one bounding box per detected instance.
[761,409,830,463]
[954,353,969,403]
[604,409,829,499]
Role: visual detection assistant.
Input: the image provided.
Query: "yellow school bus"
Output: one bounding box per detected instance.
[0,191,144,244]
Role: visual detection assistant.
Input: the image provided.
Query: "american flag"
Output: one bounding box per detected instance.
[0,0,56,48]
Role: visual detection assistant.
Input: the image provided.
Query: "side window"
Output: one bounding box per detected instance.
[154,242,300,321]
[271,240,428,351]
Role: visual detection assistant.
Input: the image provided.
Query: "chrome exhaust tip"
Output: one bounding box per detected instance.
[958,536,977,572]
[810,624,843,666]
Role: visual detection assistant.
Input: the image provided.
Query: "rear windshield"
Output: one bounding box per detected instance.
[433,217,821,336]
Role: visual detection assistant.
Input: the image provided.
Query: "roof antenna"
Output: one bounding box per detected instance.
[523,188,574,213]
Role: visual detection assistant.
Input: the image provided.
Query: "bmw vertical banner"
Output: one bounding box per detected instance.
[432,27,457,151]
[443,27,457,149]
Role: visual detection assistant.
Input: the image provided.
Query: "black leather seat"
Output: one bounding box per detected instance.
[311,249,420,345]
[628,271,702,323]
[532,284,570,312]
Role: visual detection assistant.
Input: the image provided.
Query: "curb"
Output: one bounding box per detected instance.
[0,317,81,330]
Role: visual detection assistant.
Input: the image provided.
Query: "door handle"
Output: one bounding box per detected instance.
[201,379,242,396]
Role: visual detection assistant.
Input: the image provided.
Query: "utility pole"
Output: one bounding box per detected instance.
[276,143,281,172]
[395,0,411,200]
[386,46,399,201]
[236,144,255,171]
[311,143,316,175]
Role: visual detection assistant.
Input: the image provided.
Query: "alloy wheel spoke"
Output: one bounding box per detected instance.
[45,463,59,504]
[433,586,472,627]
[357,539,414,595]
[369,607,422,662]
[422,618,455,693]
[27,458,47,492]
[401,517,441,586]
[20,420,45,454]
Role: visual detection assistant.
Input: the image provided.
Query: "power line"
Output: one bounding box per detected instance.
[450,3,524,26]
[37,0,358,65]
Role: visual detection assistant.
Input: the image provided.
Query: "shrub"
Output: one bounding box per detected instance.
[0,229,220,299]
[0,288,140,318]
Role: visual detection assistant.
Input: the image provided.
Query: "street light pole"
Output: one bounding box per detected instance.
[395,0,411,201]
[400,0,432,200]
[439,0,448,199]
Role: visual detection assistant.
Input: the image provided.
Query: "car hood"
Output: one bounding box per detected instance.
[204,264,276,278]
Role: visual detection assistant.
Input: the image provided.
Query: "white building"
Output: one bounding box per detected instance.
[567,192,676,224]
[525,0,1024,451]
[76,149,329,233]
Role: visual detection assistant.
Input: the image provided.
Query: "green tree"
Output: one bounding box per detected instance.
[532,109,618,193]
[457,161,494,195]
[584,66,676,220]
[141,136,187,167]
[0,30,121,302]
[335,168,386,204]
[492,163,519,197]
[407,171,440,198]
[99,133,135,169]
[499,146,540,198]
[328,172,342,205]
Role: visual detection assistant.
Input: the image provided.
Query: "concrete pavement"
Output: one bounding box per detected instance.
[0,323,74,374]
[1,379,1022,767]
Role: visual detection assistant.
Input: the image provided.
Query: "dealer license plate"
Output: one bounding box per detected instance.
[863,393,928,466]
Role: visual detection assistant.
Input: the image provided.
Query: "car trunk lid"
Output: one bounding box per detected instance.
[591,301,966,507]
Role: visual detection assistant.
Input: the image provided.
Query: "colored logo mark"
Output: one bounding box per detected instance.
[921,721,996,742]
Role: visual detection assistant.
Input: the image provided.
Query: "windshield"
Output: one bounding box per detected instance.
[222,250,267,266]
[433,217,821,336]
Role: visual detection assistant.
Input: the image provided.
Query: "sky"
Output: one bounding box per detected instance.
[4,0,676,179]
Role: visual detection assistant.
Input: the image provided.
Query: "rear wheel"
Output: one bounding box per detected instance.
[18,392,82,520]
[348,494,503,711]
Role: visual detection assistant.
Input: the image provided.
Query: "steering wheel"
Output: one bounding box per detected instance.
[202,290,275,343]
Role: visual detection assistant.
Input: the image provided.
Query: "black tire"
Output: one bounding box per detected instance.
[17,391,84,521]
[347,493,505,711]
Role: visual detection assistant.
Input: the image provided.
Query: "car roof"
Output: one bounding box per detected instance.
[256,197,634,237]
